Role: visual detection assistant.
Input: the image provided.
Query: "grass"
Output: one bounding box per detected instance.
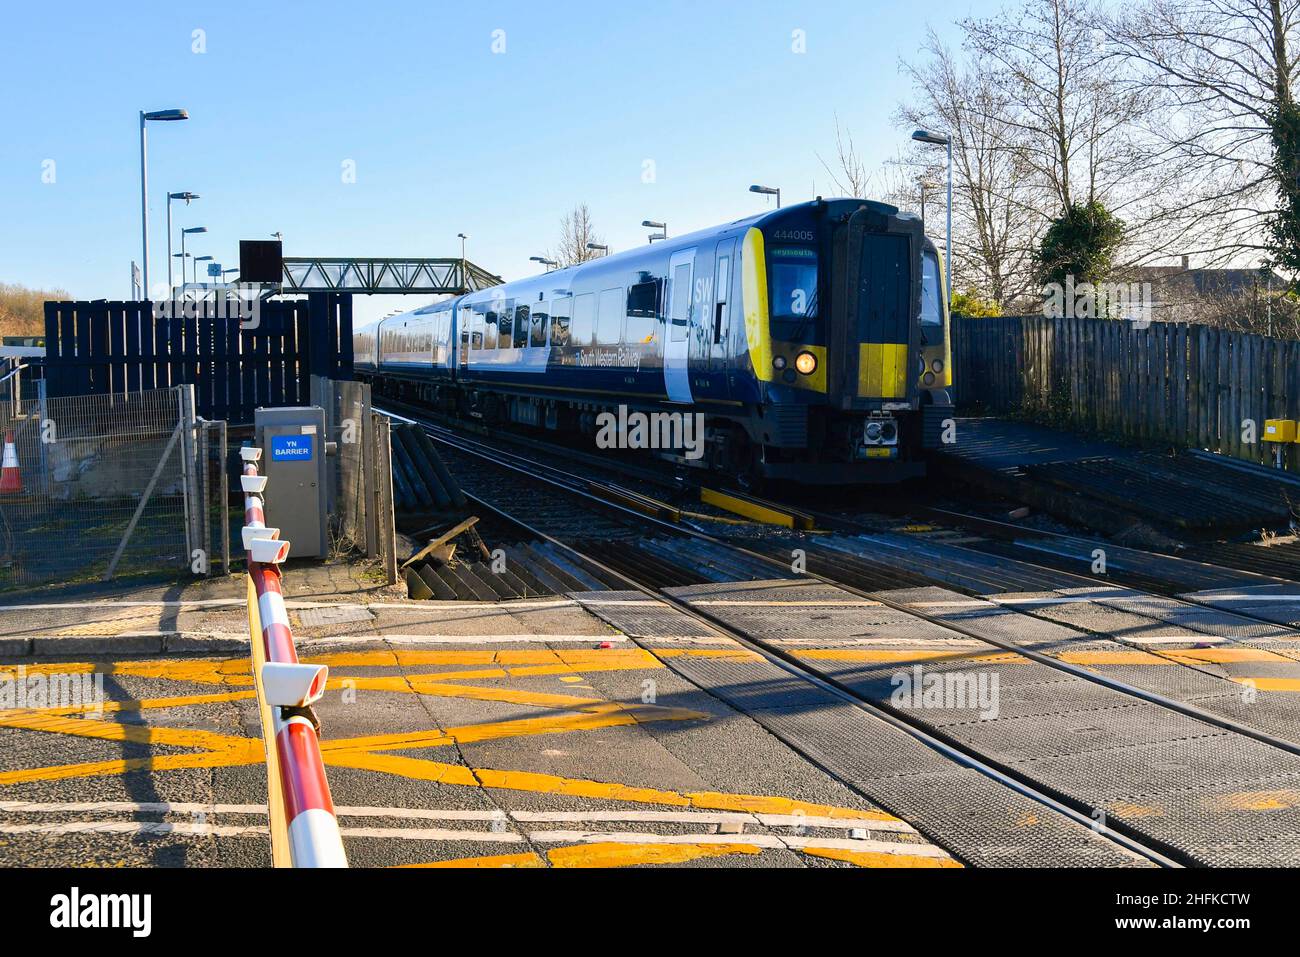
[0,281,69,339]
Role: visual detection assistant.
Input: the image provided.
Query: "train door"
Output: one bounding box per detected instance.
[663,247,696,403]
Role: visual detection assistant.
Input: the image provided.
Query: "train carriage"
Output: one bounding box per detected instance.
[354,197,954,485]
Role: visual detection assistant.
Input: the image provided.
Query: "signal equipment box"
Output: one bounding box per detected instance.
[254,406,330,558]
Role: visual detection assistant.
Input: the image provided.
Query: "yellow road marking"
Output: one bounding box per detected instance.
[401,852,546,869]
[0,649,898,828]
[801,846,963,868]
[1166,648,1293,664]
[1207,789,1300,812]
[1227,676,1300,692]
[546,841,763,868]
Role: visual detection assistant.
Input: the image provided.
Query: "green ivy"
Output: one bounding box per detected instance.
[1033,201,1125,288]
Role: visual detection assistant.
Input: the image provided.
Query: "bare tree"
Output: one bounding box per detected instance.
[817,115,870,197]
[1107,0,1300,271]
[550,203,603,267]
[962,0,1149,214]
[896,32,1043,309]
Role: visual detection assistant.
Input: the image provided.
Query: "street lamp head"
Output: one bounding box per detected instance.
[911,129,950,146]
[750,185,779,195]
[182,226,207,234]
[586,243,608,252]
[168,191,199,202]
[143,109,189,122]
[458,232,468,240]
[641,220,665,230]
[648,233,667,243]
[195,255,214,262]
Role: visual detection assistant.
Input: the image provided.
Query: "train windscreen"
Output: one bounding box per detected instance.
[768,246,819,342]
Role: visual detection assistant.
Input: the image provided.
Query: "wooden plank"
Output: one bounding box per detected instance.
[225,310,242,423]
[268,307,285,406]
[337,293,354,378]
[168,312,184,392]
[182,305,199,388]
[42,302,64,396]
[124,303,143,393]
[107,302,127,396]
[239,318,258,425]
[153,308,171,390]
[1173,324,1187,444]
[211,311,229,422]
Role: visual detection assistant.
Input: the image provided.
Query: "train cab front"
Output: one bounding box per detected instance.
[739,198,953,485]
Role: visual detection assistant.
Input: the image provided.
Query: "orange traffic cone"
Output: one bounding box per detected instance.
[0,431,21,494]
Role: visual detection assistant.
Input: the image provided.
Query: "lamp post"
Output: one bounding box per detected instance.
[529,256,558,272]
[642,220,666,244]
[181,226,207,286]
[139,108,189,299]
[912,129,953,308]
[166,191,199,290]
[749,184,781,208]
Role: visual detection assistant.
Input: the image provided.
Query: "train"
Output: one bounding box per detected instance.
[353,197,954,485]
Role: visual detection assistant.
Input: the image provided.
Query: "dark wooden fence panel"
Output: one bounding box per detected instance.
[43,293,353,423]
[953,314,1300,465]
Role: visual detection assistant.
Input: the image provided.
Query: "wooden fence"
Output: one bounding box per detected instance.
[952,314,1300,466]
[43,293,353,424]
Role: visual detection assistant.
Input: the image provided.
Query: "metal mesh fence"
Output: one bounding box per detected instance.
[0,386,198,591]
[318,377,373,558]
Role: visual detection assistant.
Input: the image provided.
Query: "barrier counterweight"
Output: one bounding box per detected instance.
[243,456,348,868]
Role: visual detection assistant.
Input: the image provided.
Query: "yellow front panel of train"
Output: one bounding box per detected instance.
[858,343,908,398]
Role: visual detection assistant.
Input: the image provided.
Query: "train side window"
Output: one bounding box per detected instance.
[497,301,514,348]
[531,302,549,346]
[484,309,499,350]
[597,287,624,345]
[571,293,595,346]
[470,306,486,351]
[714,256,730,344]
[626,278,660,346]
[514,305,530,348]
[551,298,572,347]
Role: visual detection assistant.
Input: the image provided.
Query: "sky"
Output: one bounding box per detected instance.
[0,0,996,327]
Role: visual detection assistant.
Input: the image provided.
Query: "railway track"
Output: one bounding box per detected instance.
[378,405,1300,867]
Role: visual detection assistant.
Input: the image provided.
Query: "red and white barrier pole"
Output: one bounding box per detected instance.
[241,447,348,868]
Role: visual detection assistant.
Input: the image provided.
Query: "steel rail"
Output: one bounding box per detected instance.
[379,408,1183,868]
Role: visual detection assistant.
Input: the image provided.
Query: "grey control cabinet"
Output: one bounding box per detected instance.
[254,406,329,559]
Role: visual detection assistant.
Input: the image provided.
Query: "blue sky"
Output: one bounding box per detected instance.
[0,0,993,326]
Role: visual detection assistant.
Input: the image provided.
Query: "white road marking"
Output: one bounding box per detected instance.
[0,820,944,856]
[528,830,949,857]
[689,600,883,607]
[360,634,626,644]
[0,802,913,833]
[0,599,576,612]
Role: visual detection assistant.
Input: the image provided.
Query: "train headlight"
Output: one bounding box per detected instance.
[794,351,817,375]
[865,421,883,442]
[773,355,787,371]
[931,359,944,374]
[922,371,936,386]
